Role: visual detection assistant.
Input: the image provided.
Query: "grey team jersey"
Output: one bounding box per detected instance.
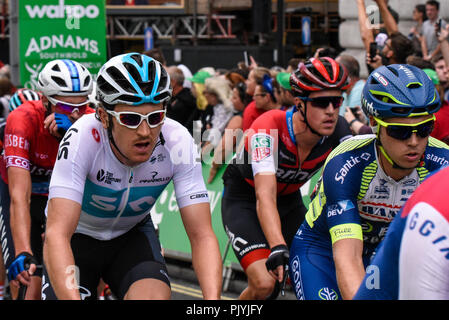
[48,113,209,240]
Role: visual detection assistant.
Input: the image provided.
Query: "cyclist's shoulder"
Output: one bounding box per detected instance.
[325,134,376,164]
[406,166,449,217]
[424,137,449,168]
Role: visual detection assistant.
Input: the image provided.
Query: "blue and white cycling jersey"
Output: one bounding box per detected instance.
[48,113,209,240]
[355,165,449,300]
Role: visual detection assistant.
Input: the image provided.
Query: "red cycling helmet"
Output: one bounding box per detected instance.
[289,57,350,96]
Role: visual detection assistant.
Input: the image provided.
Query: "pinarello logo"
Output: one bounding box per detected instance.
[92,128,100,143]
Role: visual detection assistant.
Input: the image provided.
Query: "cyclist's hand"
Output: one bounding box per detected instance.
[55,113,73,133]
[7,252,38,286]
[44,113,62,138]
[265,244,289,282]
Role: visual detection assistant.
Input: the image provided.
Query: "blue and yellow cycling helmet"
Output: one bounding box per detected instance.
[361,64,441,119]
[96,52,172,108]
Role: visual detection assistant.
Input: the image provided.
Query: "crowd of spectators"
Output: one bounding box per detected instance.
[142,0,449,178]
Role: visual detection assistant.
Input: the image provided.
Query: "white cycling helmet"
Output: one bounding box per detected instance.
[36,59,93,97]
[96,52,172,108]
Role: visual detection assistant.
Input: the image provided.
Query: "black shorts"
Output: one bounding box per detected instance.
[221,170,307,271]
[42,215,170,300]
[0,179,46,277]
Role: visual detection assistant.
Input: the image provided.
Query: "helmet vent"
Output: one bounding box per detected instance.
[407,82,422,89]
[123,63,143,83]
[52,64,61,72]
[51,76,67,87]
[387,66,399,77]
[84,75,91,88]
[140,81,155,96]
[116,94,141,103]
[107,66,138,94]
[97,76,119,95]
[130,54,144,68]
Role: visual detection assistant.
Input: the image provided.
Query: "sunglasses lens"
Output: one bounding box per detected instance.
[386,121,434,140]
[311,97,343,109]
[148,111,165,126]
[386,126,412,140]
[56,103,87,114]
[119,113,142,127]
[417,122,434,138]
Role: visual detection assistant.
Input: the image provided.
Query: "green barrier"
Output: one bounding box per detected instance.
[153,162,321,270]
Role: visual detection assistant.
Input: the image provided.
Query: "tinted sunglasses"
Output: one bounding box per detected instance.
[48,96,89,114]
[299,96,344,109]
[374,115,435,140]
[106,109,166,129]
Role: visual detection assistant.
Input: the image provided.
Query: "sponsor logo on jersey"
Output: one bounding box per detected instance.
[334,153,371,184]
[4,134,30,151]
[251,134,273,162]
[407,211,449,259]
[327,200,355,217]
[290,256,305,300]
[92,128,100,143]
[426,153,449,166]
[138,171,171,184]
[96,169,122,184]
[5,156,30,170]
[189,192,209,200]
[149,153,167,164]
[360,202,401,222]
[318,287,338,300]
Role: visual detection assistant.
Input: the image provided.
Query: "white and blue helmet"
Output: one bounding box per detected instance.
[96,53,172,108]
[36,59,93,97]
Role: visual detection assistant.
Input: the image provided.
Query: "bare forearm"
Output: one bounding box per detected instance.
[335,258,365,300]
[376,0,398,34]
[257,198,285,248]
[10,199,32,255]
[43,234,80,300]
[356,0,374,51]
[190,233,222,299]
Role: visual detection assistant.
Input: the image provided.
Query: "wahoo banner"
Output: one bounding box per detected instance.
[18,0,107,89]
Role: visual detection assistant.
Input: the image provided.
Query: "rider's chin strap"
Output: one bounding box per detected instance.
[296,102,322,137]
[107,114,131,161]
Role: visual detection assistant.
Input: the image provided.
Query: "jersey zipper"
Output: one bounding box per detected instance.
[110,168,134,237]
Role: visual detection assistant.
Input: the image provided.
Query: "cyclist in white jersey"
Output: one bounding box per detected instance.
[42,53,222,300]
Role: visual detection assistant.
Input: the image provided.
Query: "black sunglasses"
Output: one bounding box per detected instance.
[375,116,435,140]
[299,96,344,109]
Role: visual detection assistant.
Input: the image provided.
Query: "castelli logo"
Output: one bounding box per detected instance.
[92,128,100,143]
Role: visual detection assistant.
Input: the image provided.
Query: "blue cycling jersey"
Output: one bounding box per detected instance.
[355,166,449,300]
[289,134,449,300]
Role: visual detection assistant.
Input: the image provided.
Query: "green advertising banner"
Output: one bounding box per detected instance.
[152,162,321,270]
[18,0,107,88]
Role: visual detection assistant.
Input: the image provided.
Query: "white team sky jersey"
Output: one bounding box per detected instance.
[48,113,209,240]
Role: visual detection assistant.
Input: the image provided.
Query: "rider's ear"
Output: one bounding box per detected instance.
[96,107,109,129]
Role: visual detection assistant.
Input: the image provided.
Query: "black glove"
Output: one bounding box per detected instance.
[265,244,289,274]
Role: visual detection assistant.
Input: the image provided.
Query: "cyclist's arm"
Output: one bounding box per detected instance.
[333,237,365,300]
[43,197,81,300]
[180,202,222,299]
[7,166,36,284]
[254,172,284,248]
[374,0,398,35]
[8,167,32,256]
